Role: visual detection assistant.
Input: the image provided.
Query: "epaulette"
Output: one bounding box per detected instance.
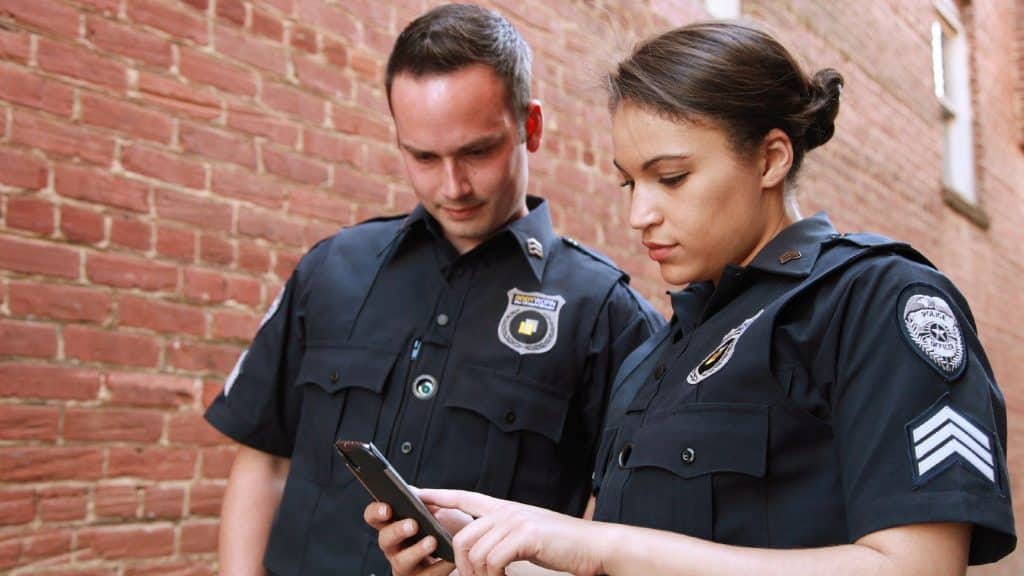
[561,236,630,282]
[828,232,935,269]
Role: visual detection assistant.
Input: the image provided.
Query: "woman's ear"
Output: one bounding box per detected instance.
[525,100,543,152]
[760,128,793,189]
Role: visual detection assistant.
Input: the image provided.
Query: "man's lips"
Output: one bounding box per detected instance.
[442,204,482,220]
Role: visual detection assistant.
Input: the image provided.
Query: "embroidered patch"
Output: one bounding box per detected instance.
[686,309,763,385]
[225,288,284,396]
[898,284,966,380]
[907,396,996,486]
[498,289,565,355]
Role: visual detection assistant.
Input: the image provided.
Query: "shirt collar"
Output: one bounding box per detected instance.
[387,196,557,283]
[744,212,837,277]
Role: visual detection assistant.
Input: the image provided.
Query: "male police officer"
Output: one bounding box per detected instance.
[204,4,663,575]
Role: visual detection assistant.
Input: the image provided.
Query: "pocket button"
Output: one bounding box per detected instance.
[681,447,696,464]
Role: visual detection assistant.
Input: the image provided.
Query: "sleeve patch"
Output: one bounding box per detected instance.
[897,283,966,381]
[907,395,997,487]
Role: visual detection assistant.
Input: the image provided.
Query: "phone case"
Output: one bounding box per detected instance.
[335,440,455,562]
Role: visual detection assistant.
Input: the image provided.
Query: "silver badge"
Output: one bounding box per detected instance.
[497,289,564,355]
[903,294,964,376]
[686,309,763,385]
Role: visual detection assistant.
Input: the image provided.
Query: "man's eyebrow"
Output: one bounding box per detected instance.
[455,133,504,155]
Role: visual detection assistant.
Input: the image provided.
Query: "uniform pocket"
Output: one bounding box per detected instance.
[439,363,570,498]
[292,344,399,485]
[618,404,768,540]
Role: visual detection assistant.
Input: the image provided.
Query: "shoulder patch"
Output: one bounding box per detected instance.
[561,237,628,280]
[907,394,998,488]
[898,283,967,381]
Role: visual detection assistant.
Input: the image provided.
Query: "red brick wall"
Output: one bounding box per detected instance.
[0,0,1021,574]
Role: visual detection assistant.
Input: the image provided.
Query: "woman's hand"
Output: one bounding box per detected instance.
[363,498,474,576]
[419,489,607,576]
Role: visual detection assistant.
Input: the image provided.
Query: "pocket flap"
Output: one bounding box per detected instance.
[625,404,768,479]
[294,344,399,395]
[445,364,570,443]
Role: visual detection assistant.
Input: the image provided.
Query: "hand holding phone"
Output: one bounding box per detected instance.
[335,440,455,562]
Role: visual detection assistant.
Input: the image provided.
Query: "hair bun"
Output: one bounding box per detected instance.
[804,68,844,150]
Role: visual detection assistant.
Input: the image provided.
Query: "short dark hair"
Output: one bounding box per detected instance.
[607,22,844,177]
[386,3,532,127]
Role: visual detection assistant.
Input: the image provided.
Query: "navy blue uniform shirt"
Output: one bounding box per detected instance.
[205,196,663,575]
[593,213,1015,565]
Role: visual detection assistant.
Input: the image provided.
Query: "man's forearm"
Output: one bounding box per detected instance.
[218,445,291,576]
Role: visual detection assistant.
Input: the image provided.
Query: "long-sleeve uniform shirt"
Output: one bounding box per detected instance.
[593,213,1015,565]
[206,197,663,575]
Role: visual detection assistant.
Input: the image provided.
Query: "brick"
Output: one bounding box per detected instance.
[166,339,241,374]
[275,250,302,279]
[179,47,258,97]
[64,408,164,442]
[238,206,305,246]
[293,53,352,98]
[64,325,161,367]
[107,447,197,480]
[105,371,195,407]
[262,146,328,186]
[86,252,177,291]
[304,219,337,246]
[0,405,60,441]
[22,529,73,562]
[143,486,184,519]
[94,484,139,518]
[261,81,325,124]
[76,526,174,559]
[180,522,218,554]
[109,214,152,251]
[303,128,362,165]
[122,145,207,189]
[211,310,259,341]
[0,146,48,189]
[289,187,352,224]
[37,38,126,90]
[188,483,224,516]
[119,295,205,336]
[347,47,379,82]
[10,281,112,323]
[59,204,105,245]
[0,27,30,63]
[199,446,235,478]
[0,319,57,358]
[366,144,403,177]
[38,487,88,522]
[295,0,358,42]
[0,538,16,570]
[0,63,74,117]
[332,163,387,203]
[80,91,173,144]
[199,232,233,265]
[226,104,299,146]
[0,490,36,525]
[291,24,317,53]
[138,71,222,120]
[127,0,208,44]
[85,15,173,68]
[227,275,262,306]
[237,241,270,273]
[6,195,55,235]
[78,0,123,13]
[168,413,227,445]
[201,378,222,408]
[180,122,256,168]
[0,363,101,400]
[251,7,283,41]
[215,24,286,75]
[155,225,196,262]
[216,0,245,25]
[0,448,104,481]
[12,111,116,166]
[180,0,208,10]
[210,164,285,208]
[323,37,347,67]
[183,268,228,303]
[155,188,232,231]
[124,561,213,576]
[0,0,79,37]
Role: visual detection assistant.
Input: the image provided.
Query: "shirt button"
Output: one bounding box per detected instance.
[680,447,696,464]
[400,441,413,455]
[504,410,517,424]
[436,313,449,326]
[654,363,666,380]
[617,443,633,468]
[329,371,339,383]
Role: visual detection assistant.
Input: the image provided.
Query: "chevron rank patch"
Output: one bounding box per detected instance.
[907,396,996,486]
[898,284,966,381]
[498,289,564,355]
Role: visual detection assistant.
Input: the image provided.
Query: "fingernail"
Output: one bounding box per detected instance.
[404,520,415,535]
[422,536,435,550]
[378,504,387,518]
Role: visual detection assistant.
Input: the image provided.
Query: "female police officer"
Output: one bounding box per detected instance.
[366,21,1016,576]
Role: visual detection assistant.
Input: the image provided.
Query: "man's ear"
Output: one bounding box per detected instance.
[524,100,543,152]
[760,128,793,189]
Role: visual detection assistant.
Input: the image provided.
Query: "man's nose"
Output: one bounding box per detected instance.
[441,159,471,199]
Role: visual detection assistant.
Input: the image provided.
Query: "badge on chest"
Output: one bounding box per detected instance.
[686,309,763,385]
[498,289,565,355]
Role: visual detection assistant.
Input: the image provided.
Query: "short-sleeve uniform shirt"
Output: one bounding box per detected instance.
[206,196,664,575]
[593,213,1015,565]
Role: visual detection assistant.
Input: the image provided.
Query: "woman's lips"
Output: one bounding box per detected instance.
[643,241,676,262]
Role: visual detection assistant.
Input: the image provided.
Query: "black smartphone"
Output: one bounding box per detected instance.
[335,440,455,562]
